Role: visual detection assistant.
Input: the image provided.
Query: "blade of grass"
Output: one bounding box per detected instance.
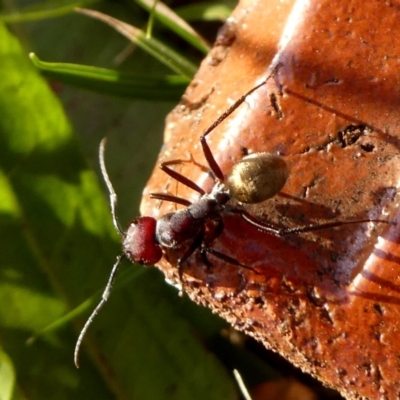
[30,53,189,101]
[134,0,211,54]
[0,0,98,23]
[145,0,158,38]
[76,7,198,79]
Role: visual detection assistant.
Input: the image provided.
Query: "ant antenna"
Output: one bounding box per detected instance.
[99,138,123,236]
[75,140,126,367]
[74,254,123,368]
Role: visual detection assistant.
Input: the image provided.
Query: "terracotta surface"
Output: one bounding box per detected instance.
[141,1,400,399]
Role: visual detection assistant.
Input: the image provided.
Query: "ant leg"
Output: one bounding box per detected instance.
[186,153,209,174]
[162,155,209,174]
[200,219,259,274]
[159,161,205,195]
[205,247,259,274]
[176,230,205,291]
[232,208,390,236]
[196,220,224,273]
[199,248,214,273]
[150,193,192,207]
[199,64,283,181]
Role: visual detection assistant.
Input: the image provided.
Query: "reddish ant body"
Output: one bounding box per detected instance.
[74,67,387,367]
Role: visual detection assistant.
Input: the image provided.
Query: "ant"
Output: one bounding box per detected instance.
[74,66,388,367]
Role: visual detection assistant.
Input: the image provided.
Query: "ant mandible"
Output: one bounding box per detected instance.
[74,65,386,367]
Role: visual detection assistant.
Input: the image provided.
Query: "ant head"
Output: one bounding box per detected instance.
[226,153,289,204]
[123,217,162,265]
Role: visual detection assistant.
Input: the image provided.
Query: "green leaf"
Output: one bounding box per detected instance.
[30,53,189,100]
[134,0,211,54]
[0,0,98,23]
[76,8,198,78]
[0,20,237,400]
[0,349,15,400]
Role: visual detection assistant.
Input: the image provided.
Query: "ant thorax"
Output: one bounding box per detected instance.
[208,180,230,205]
[155,182,230,250]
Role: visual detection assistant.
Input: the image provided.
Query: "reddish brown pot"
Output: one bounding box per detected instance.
[141,1,400,399]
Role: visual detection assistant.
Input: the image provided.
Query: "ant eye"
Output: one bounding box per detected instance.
[123,217,162,265]
[226,153,289,203]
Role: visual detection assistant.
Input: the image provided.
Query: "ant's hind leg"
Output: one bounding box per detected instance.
[232,208,391,236]
[199,64,283,182]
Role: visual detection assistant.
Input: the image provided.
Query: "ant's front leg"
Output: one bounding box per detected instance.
[198,219,224,273]
[176,229,206,291]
